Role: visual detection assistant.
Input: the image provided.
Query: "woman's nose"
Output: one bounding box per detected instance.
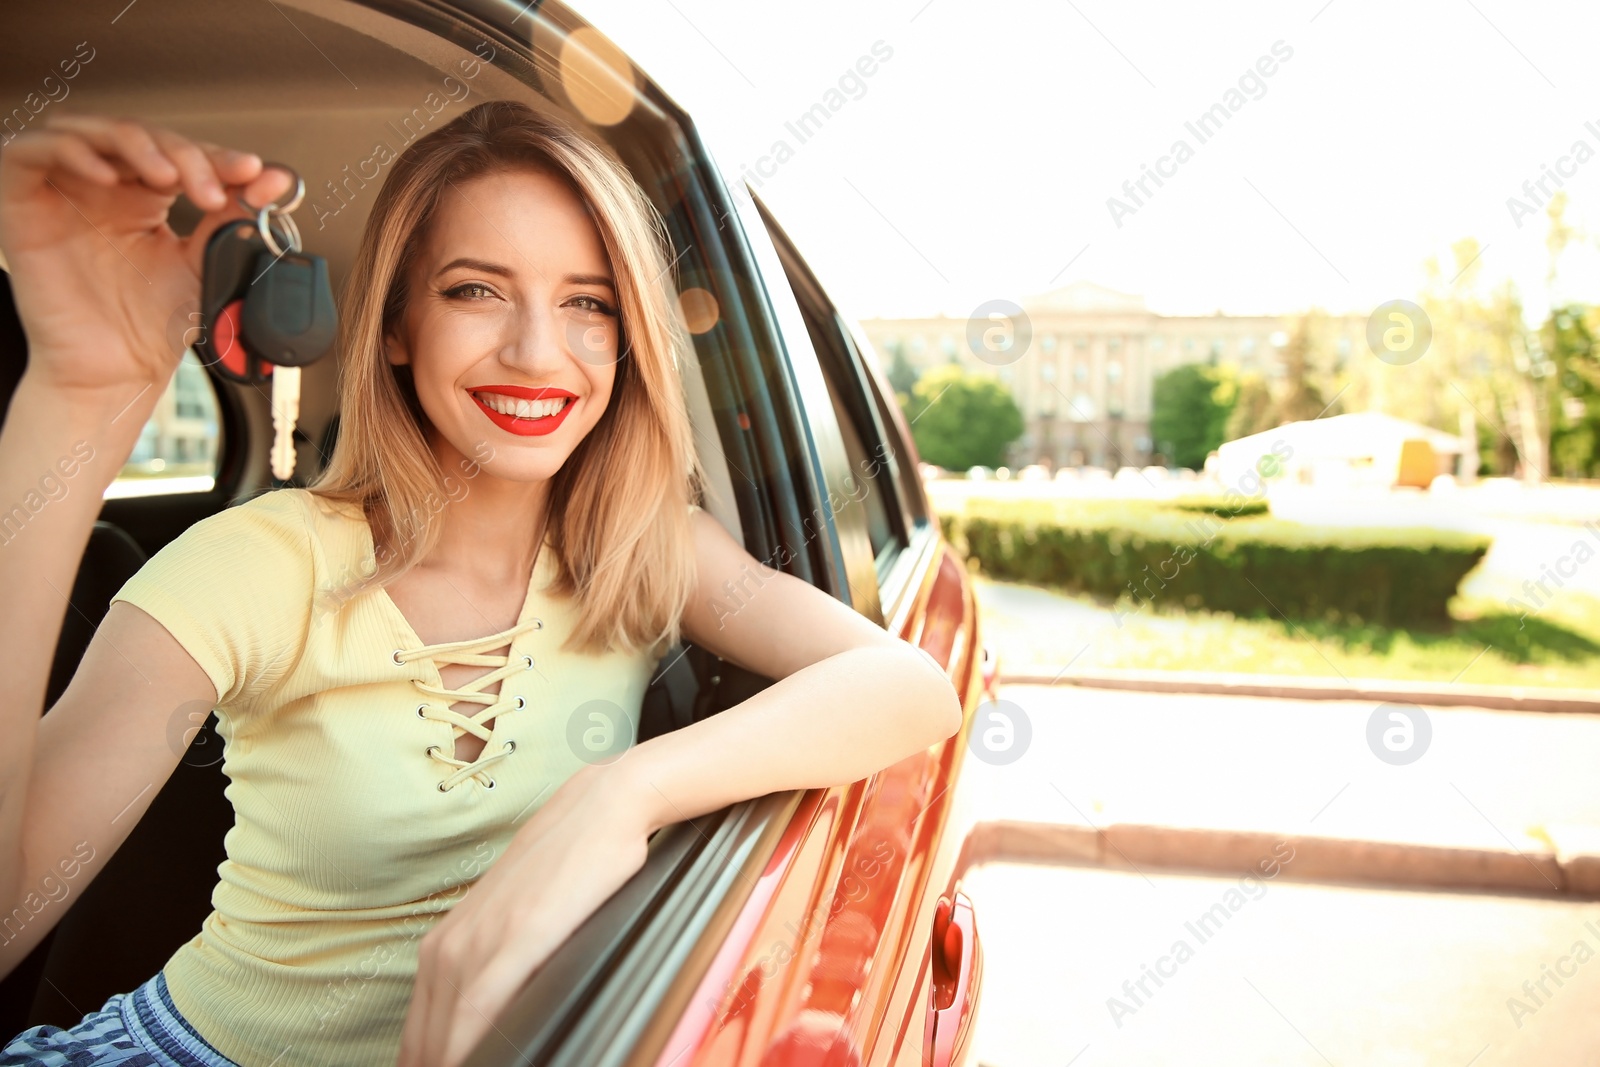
[497,303,569,376]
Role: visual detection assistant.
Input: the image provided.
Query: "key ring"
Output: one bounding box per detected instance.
[258,209,302,258]
[234,163,306,257]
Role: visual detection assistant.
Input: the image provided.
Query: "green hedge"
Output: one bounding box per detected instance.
[1168,494,1270,518]
[938,500,1490,626]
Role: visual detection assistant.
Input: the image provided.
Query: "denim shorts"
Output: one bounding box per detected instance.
[0,969,239,1067]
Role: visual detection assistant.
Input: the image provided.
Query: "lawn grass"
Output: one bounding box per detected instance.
[976,575,1600,690]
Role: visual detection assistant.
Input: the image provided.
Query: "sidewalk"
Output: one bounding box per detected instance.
[1000,666,1600,714]
[960,684,1600,897]
[963,863,1600,1067]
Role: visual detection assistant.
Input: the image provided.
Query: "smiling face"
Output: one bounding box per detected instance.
[384,166,621,483]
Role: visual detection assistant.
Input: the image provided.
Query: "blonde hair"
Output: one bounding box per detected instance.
[308,99,705,658]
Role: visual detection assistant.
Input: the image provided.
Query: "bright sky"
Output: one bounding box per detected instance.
[576,0,1600,328]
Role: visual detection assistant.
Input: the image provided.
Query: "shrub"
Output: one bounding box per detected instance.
[1168,494,1270,519]
[938,500,1489,626]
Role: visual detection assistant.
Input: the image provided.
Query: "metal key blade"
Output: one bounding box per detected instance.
[270,365,302,482]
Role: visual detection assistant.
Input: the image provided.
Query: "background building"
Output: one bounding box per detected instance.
[860,282,1366,470]
[127,352,219,473]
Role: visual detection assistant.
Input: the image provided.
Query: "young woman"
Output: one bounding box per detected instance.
[0,100,962,1067]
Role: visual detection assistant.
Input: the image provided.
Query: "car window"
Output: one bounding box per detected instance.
[746,194,912,581]
[107,349,222,499]
[841,316,927,528]
[790,279,909,576]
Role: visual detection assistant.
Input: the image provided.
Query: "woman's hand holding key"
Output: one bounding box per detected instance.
[0,114,293,406]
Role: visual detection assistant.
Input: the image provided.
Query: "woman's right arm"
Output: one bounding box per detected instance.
[0,117,291,974]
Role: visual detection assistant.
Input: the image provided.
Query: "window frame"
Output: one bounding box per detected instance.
[747,194,930,612]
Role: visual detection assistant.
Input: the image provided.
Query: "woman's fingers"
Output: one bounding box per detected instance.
[238,163,297,212]
[427,918,497,1067]
[0,128,118,188]
[15,115,294,224]
[39,115,277,216]
[397,977,431,1067]
[446,1001,487,1067]
[148,126,228,211]
[42,115,185,196]
[422,940,460,1067]
[185,141,301,217]
[447,952,530,1066]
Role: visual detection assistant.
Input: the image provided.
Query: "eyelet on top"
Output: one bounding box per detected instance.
[483,777,496,789]
[392,649,407,666]
[415,703,429,719]
[513,695,525,710]
[532,618,544,630]
[522,655,534,670]
[437,781,451,793]
[503,739,516,754]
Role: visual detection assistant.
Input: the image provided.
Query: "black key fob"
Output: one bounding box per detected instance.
[241,251,337,368]
[195,218,275,385]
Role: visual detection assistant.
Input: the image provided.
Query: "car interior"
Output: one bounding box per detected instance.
[0,0,817,1039]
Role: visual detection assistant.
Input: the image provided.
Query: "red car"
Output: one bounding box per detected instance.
[0,2,987,1064]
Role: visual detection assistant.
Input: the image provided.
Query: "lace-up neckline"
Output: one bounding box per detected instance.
[395,615,545,791]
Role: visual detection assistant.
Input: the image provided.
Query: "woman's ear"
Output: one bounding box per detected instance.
[384,328,409,367]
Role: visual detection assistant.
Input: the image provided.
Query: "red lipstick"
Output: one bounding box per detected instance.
[470,385,578,437]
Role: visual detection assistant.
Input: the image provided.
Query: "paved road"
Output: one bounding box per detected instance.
[958,685,1600,1065]
[964,863,1600,1067]
[969,684,1600,852]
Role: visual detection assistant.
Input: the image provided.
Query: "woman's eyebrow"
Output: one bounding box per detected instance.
[432,259,615,292]
[434,257,514,278]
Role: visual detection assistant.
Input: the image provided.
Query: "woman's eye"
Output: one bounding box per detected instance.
[445,283,495,301]
[570,294,617,315]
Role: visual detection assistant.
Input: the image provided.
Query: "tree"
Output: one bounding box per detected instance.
[1420,238,1553,484]
[1544,302,1600,477]
[886,343,920,406]
[1269,312,1334,425]
[900,363,1023,469]
[1150,363,1233,469]
[1226,372,1274,441]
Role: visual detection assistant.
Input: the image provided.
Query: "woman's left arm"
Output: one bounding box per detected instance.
[623,507,965,832]
[400,510,963,1067]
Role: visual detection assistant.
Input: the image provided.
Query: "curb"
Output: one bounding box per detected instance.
[996,668,1600,714]
[961,819,1600,898]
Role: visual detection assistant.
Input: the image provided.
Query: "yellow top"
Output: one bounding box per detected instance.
[108,488,657,1067]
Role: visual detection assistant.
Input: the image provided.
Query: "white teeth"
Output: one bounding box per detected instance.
[478,393,569,419]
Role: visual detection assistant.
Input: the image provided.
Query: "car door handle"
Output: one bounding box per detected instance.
[979,645,1000,703]
[924,888,981,1067]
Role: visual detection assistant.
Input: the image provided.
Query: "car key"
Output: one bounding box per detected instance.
[240,247,337,369]
[270,365,301,481]
[242,239,335,482]
[193,168,337,481]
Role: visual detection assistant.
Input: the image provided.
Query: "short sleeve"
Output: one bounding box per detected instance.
[109,489,315,711]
